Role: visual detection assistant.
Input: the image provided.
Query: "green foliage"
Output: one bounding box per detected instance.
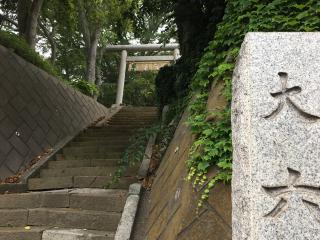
[0,30,98,97]
[106,124,161,187]
[163,98,187,125]
[76,0,133,33]
[107,100,185,187]
[132,0,176,44]
[155,65,177,109]
[70,79,99,96]
[187,0,320,204]
[100,71,157,107]
[0,30,59,76]
[155,59,196,110]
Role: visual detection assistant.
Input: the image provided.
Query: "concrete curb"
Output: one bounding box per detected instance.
[115,132,157,240]
[115,183,142,240]
[137,134,157,180]
[42,228,114,240]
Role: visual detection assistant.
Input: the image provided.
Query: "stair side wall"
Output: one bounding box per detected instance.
[146,80,231,240]
[0,45,111,178]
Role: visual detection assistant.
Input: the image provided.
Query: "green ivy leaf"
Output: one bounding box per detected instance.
[197,162,210,171]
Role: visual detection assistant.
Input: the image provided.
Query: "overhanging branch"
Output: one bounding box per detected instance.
[0,14,18,27]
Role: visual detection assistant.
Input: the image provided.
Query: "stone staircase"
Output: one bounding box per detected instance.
[0,107,158,239]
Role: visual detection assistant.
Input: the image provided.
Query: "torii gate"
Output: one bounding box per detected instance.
[104,44,180,105]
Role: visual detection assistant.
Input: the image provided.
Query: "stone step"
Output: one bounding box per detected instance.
[0,208,121,231]
[73,137,130,142]
[109,114,157,117]
[108,115,156,119]
[0,227,46,240]
[68,188,127,212]
[111,111,157,114]
[0,190,69,209]
[119,107,157,110]
[115,110,158,114]
[114,114,157,117]
[77,133,134,138]
[104,122,152,128]
[41,163,139,177]
[77,132,133,138]
[107,118,157,121]
[27,208,121,231]
[108,124,156,127]
[0,209,29,227]
[63,146,127,155]
[0,189,127,212]
[40,167,117,178]
[106,121,156,125]
[42,228,115,240]
[56,153,122,160]
[84,126,138,131]
[68,141,129,147]
[120,106,157,109]
[48,159,120,168]
[108,122,156,126]
[85,127,137,132]
[28,176,135,190]
[28,176,74,191]
[89,124,150,130]
[74,176,136,189]
[109,117,157,120]
[114,111,158,115]
[116,108,157,111]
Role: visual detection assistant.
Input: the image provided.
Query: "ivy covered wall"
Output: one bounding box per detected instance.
[187,0,320,204]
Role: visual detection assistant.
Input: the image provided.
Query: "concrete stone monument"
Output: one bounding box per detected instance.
[232,32,320,240]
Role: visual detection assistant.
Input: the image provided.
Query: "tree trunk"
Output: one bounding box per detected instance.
[17,0,44,48]
[51,40,57,64]
[26,0,44,48]
[85,30,100,84]
[77,0,90,50]
[96,47,105,87]
[77,0,99,84]
[17,0,30,37]
[39,19,57,63]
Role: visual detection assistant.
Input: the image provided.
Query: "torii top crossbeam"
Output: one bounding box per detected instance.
[109,43,180,105]
[104,43,179,52]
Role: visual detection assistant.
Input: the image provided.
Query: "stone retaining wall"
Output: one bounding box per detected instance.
[0,45,110,178]
[146,80,231,239]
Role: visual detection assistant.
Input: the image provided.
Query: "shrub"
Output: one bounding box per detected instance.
[0,30,98,97]
[70,79,99,96]
[155,65,177,109]
[0,30,59,76]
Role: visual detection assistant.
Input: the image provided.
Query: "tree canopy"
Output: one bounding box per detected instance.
[0,0,178,97]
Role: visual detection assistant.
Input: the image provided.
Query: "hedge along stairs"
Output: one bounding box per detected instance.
[0,106,158,239]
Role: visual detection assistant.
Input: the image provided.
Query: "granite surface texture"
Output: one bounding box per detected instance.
[232,32,320,240]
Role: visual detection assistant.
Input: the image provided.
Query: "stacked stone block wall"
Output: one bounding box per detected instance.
[146,80,231,239]
[0,45,110,178]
